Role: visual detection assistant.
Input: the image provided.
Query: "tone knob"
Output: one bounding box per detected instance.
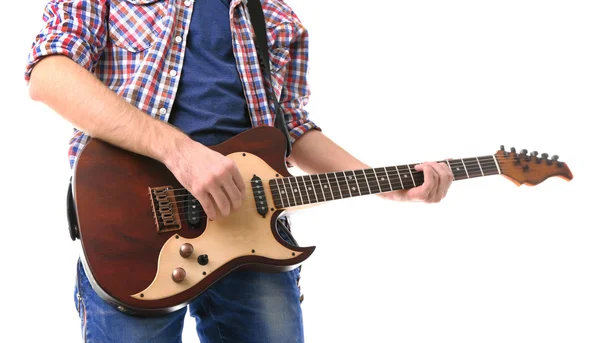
[179,243,194,258]
[172,267,186,283]
[198,254,209,266]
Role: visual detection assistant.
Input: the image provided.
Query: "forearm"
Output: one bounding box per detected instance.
[28,55,194,166]
[287,130,370,174]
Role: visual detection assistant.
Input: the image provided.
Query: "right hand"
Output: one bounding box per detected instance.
[165,140,246,221]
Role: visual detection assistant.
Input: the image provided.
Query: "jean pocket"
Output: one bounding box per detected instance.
[108,0,168,52]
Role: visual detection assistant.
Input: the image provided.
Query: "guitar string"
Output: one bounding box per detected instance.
[157,158,533,205]
[153,160,562,223]
[160,157,544,195]
[156,172,495,223]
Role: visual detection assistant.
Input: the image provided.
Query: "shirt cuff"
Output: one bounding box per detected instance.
[25,33,93,83]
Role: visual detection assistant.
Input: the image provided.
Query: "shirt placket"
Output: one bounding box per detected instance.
[160,0,195,122]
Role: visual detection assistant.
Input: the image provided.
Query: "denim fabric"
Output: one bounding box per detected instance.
[74,226,303,343]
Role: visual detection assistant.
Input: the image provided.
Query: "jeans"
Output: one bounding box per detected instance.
[74,226,304,343]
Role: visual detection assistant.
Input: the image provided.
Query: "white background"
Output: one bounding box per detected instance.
[2,0,599,342]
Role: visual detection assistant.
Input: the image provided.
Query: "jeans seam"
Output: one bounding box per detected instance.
[206,295,225,343]
[76,261,88,343]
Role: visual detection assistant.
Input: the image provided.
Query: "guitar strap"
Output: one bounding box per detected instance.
[247,0,293,158]
[246,0,297,249]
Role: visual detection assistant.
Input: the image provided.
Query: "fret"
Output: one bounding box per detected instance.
[449,160,467,180]
[394,166,405,190]
[336,171,353,198]
[269,179,284,208]
[345,171,361,197]
[460,159,470,178]
[361,170,372,194]
[463,157,483,178]
[309,174,325,202]
[354,170,371,195]
[475,157,484,176]
[491,155,502,175]
[298,176,310,204]
[327,172,342,199]
[375,167,393,193]
[284,178,297,206]
[385,166,402,190]
[277,178,291,207]
[407,164,416,187]
[319,173,335,200]
[317,174,334,201]
[364,169,381,194]
[302,175,318,203]
[350,171,362,196]
[476,155,500,176]
[290,177,304,205]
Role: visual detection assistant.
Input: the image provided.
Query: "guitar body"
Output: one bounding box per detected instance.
[73,126,314,316]
[72,125,573,316]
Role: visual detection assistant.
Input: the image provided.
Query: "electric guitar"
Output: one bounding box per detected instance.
[72,126,573,316]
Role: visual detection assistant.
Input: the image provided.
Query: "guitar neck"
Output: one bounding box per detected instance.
[268,155,501,209]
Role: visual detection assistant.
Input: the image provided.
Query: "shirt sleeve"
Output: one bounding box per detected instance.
[24,0,109,83]
[279,8,321,144]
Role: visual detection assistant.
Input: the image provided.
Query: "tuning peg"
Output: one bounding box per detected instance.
[510,147,516,153]
[524,155,531,162]
[530,151,538,157]
[541,153,549,159]
[500,145,505,151]
[552,155,559,161]
[521,149,528,155]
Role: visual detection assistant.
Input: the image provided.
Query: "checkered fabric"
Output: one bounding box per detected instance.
[25,0,319,167]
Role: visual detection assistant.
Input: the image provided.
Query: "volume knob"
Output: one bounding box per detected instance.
[179,243,194,258]
[172,268,186,283]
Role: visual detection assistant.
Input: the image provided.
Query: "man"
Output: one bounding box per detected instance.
[26,0,453,342]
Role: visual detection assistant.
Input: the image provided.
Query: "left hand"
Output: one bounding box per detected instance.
[377,162,454,203]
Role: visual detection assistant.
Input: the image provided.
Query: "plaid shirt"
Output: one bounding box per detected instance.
[25,0,319,167]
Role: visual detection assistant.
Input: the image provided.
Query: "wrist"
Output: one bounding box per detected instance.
[160,132,197,170]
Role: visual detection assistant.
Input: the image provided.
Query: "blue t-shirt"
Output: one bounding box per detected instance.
[169,0,252,146]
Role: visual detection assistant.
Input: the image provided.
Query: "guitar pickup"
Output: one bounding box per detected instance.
[251,175,268,218]
[186,193,202,228]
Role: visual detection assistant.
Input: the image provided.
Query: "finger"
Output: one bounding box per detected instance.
[230,163,246,196]
[430,162,451,202]
[424,162,441,202]
[208,186,231,217]
[221,177,243,210]
[412,164,435,201]
[197,191,218,221]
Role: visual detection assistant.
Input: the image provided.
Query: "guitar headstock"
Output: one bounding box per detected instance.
[496,146,573,186]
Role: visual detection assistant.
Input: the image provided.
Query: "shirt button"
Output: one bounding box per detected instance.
[184,0,192,6]
[169,70,177,77]
[159,108,167,115]
[175,36,183,43]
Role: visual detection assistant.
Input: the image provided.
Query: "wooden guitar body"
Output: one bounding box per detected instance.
[73,126,314,316]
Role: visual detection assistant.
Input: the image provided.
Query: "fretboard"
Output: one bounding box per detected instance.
[268,156,501,209]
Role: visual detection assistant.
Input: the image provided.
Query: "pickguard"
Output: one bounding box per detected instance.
[131,152,302,301]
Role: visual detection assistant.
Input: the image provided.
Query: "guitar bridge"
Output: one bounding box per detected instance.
[149,186,182,233]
